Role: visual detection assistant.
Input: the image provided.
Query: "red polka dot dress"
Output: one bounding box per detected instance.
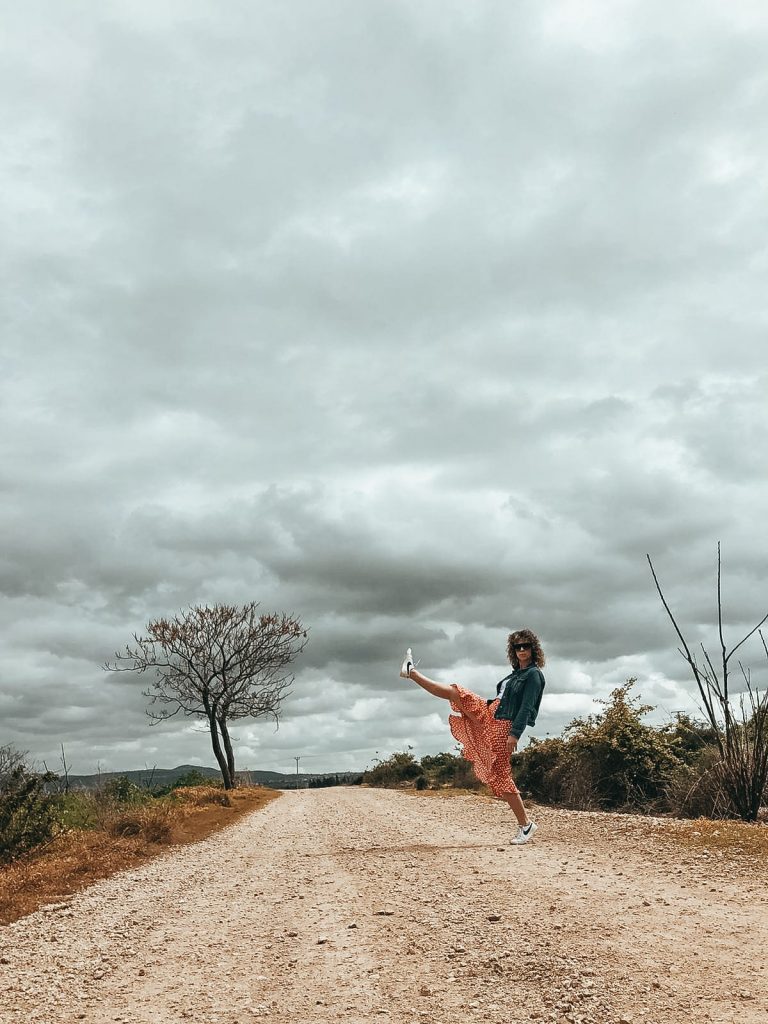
[448,685,519,797]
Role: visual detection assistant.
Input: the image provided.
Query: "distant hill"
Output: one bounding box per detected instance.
[64,764,361,791]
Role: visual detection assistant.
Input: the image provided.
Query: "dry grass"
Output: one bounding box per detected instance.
[104,803,175,842]
[660,816,768,858]
[0,786,279,926]
[172,784,232,807]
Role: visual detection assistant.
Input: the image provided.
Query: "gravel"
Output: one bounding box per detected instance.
[0,788,766,1024]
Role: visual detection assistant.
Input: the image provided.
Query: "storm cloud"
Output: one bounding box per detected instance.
[2,0,767,776]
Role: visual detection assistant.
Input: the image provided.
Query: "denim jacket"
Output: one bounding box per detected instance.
[490,666,545,739]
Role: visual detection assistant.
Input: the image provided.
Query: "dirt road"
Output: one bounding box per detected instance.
[1,788,766,1024]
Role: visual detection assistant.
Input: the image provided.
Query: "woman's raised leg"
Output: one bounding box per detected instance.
[407,667,457,702]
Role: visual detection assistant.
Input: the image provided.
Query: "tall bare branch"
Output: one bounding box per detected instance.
[647,548,768,821]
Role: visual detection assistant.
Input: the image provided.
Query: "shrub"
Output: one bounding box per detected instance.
[150,768,218,797]
[54,791,100,831]
[171,769,213,790]
[420,752,461,785]
[172,785,232,807]
[99,775,147,805]
[418,751,484,790]
[88,775,154,832]
[662,714,721,765]
[514,737,567,803]
[563,681,682,810]
[665,751,730,818]
[516,680,684,812]
[363,751,422,787]
[0,765,60,863]
[449,756,484,791]
[106,804,174,843]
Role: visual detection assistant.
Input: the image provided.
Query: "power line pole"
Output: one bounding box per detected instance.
[294,756,300,791]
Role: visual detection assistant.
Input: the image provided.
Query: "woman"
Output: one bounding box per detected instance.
[399,629,546,844]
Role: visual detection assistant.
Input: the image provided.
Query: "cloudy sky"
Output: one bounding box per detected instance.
[3,1,768,779]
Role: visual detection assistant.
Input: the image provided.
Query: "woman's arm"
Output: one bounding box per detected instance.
[509,671,544,742]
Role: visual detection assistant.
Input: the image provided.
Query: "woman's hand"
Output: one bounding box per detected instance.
[506,734,518,756]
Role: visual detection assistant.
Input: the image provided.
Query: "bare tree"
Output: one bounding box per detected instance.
[106,603,308,789]
[648,545,768,821]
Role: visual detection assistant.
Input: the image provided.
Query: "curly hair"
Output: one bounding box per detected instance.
[507,628,546,669]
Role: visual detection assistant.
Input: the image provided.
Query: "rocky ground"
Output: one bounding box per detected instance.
[0,787,766,1024]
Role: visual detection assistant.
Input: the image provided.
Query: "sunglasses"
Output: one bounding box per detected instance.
[513,642,532,651]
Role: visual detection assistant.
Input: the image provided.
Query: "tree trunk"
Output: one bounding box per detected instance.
[207,713,232,790]
[218,715,236,788]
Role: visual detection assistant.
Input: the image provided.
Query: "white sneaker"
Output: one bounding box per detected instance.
[510,821,537,845]
[399,647,416,678]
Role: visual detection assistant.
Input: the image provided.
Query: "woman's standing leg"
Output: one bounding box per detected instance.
[503,789,538,843]
[502,789,530,827]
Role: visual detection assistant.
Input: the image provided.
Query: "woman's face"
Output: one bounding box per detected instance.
[513,641,533,667]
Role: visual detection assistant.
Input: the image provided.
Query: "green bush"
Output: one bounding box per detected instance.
[364,750,485,792]
[418,751,483,790]
[567,681,681,808]
[363,751,422,787]
[514,737,567,803]
[151,768,218,797]
[516,680,684,812]
[448,756,484,791]
[54,790,100,831]
[420,752,461,785]
[171,769,213,790]
[99,775,148,805]
[661,713,721,765]
[0,766,60,863]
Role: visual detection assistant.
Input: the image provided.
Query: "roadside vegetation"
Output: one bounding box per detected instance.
[648,546,768,822]
[0,749,278,924]
[513,680,729,816]
[363,748,485,793]
[363,680,767,822]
